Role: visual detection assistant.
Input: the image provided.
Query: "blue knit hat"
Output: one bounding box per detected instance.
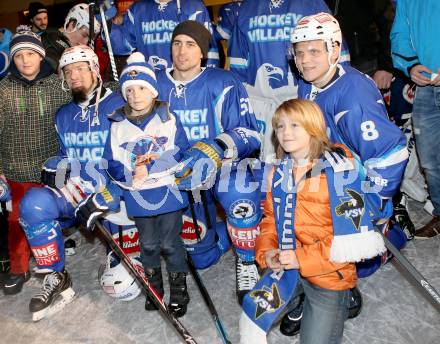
[120,52,158,100]
[9,30,45,58]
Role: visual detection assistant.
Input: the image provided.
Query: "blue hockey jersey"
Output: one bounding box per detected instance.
[110,0,219,70]
[216,0,243,41]
[156,67,261,159]
[55,89,125,193]
[228,0,350,103]
[298,64,408,198]
[103,102,189,217]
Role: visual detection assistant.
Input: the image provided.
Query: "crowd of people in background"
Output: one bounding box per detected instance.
[0,1,438,343]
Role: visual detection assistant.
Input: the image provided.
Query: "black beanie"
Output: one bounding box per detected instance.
[171,20,211,58]
[28,2,48,20]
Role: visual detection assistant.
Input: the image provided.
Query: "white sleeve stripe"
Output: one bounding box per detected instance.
[365,148,409,169]
[217,26,230,40]
[334,110,349,124]
[229,57,248,67]
[208,51,220,59]
[128,9,134,24]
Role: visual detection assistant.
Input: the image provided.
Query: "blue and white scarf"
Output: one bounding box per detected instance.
[240,150,388,343]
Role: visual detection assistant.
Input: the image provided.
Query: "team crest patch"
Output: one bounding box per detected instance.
[250,283,285,319]
[230,199,256,219]
[127,70,139,79]
[335,188,365,230]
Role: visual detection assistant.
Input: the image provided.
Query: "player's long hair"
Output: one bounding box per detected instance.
[272,99,333,161]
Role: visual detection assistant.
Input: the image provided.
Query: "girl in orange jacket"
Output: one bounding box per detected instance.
[243,99,386,344]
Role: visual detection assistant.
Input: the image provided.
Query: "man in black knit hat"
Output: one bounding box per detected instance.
[28,2,49,35]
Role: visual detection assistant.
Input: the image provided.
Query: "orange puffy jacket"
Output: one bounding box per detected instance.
[256,164,357,291]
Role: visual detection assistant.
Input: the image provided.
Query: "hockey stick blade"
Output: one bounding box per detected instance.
[376,228,440,310]
[187,256,231,344]
[95,221,199,343]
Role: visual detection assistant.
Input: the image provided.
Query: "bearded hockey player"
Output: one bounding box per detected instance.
[19,45,125,321]
[228,0,350,160]
[276,12,408,335]
[156,20,262,305]
[110,0,219,70]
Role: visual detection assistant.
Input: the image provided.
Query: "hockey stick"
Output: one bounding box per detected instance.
[187,256,232,344]
[94,221,198,344]
[186,193,231,344]
[88,1,95,48]
[99,3,119,81]
[376,228,440,309]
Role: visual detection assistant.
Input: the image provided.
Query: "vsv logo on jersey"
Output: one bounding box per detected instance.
[174,108,210,142]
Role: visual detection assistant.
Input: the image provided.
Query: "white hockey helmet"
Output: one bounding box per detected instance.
[59,45,101,90]
[291,12,342,82]
[63,3,101,36]
[98,252,144,302]
[59,44,99,71]
[291,12,342,49]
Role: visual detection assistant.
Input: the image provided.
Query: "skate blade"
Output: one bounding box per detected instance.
[32,287,76,322]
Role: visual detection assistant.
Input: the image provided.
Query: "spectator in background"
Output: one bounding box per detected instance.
[27,2,49,35]
[110,0,219,71]
[0,28,12,79]
[391,0,440,238]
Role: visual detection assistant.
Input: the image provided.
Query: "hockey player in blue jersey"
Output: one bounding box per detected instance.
[110,0,219,71]
[19,45,125,321]
[276,12,409,335]
[228,0,350,160]
[156,20,262,304]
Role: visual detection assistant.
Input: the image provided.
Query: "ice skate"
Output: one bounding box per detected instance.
[236,258,259,306]
[30,270,75,321]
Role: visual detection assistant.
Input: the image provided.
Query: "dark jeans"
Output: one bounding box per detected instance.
[413,86,440,215]
[135,209,187,273]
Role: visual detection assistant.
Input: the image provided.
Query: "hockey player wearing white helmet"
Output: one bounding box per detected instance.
[63,3,101,46]
[276,12,409,338]
[42,3,100,70]
[19,45,125,321]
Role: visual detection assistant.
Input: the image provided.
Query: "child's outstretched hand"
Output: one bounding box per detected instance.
[264,249,282,272]
[279,250,299,270]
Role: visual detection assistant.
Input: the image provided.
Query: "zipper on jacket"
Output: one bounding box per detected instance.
[336,270,344,280]
[38,90,44,117]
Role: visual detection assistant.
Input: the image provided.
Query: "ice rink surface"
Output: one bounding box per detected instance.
[0,200,439,344]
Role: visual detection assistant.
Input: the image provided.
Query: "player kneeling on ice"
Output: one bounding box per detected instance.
[240,99,397,344]
[19,45,126,321]
[77,52,191,317]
